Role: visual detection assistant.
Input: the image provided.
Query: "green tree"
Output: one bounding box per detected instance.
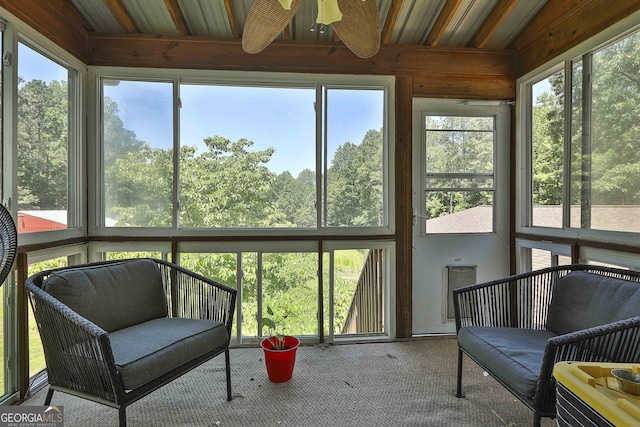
[17,79,68,210]
[424,116,493,219]
[326,129,384,226]
[179,135,285,227]
[106,145,173,226]
[273,169,316,227]
[590,33,640,204]
[102,96,171,226]
[532,84,564,206]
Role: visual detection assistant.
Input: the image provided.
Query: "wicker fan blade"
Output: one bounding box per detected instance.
[332,0,380,58]
[242,0,303,54]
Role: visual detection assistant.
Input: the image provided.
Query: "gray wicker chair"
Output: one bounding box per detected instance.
[454,264,640,427]
[26,258,237,427]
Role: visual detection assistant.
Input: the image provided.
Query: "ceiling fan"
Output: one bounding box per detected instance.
[242,0,381,59]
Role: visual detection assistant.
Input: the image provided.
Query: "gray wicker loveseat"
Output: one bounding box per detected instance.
[453,264,640,427]
[26,258,237,427]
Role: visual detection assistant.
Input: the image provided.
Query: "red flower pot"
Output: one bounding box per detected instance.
[261,335,300,383]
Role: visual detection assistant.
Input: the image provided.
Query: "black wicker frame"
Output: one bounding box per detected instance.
[453,264,640,427]
[26,258,237,427]
[0,203,17,285]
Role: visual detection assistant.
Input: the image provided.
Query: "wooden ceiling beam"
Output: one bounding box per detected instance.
[513,0,640,76]
[469,0,519,48]
[425,0,463,46]
[223,0,239,38]
[0,0,88,61]
[381,0,403,45]
[103,0,139,33]
[164,0,190,36]
[88,33,514,90]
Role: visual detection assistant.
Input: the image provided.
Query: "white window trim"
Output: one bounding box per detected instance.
[515,10,640,247]
[88,67,395,238]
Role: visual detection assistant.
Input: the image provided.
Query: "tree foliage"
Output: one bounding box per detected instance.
[424,116,494,219]
[533,30,640,207]
[17,79,69,210]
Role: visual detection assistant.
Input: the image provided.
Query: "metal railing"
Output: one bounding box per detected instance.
[341,248,384,334]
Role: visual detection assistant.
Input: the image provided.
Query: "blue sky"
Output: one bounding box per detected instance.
[20,43,384,176]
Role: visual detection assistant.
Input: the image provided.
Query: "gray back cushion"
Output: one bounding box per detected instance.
[44,259,168,332]
[547,271,640,335]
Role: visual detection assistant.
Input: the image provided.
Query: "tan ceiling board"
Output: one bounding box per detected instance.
[469,0,519,48]
[425,0,463,46]
[164,0,190,35]
[223,0,239,38]
[103,0,139,32]
[381,0,403,45]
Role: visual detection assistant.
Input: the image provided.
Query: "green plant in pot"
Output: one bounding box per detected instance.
[261,306,300,382]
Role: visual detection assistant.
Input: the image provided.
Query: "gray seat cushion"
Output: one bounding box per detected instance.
[109,317,229,390]
[458,326,557,399]
[43,259,168,332]
[547,271,640,335]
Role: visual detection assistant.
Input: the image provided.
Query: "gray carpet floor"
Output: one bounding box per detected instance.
[21,337,556,426]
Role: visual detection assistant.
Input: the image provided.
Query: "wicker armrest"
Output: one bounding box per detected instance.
[533,316,640,412]
[156,260,237,335]
[26,282,120,402]
[453,267,563,331]
[547,316,640,364]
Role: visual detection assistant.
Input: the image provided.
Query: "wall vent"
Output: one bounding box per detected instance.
[444,265,477,322]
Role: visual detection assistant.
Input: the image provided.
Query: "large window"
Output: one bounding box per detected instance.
[17,43,78,233]
[527,28,640,234]
[99,77,389,231]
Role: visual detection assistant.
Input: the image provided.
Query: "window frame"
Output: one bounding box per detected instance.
[12,32,85,246]
[89,68,395,237]
[417,108,503,236]
[516,16,640,267]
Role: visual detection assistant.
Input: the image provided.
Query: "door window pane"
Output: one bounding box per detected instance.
[424,115,495,233]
